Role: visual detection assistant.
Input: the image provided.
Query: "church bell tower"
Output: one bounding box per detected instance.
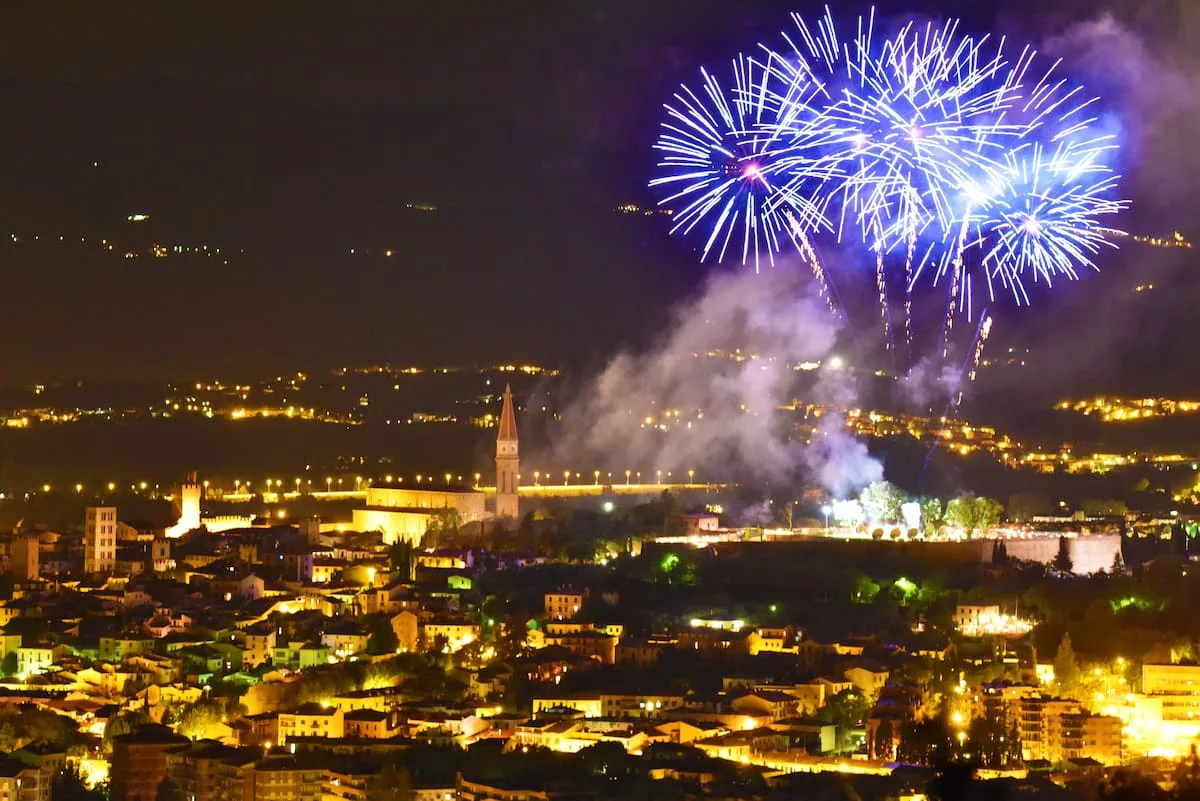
[495,384,519,518]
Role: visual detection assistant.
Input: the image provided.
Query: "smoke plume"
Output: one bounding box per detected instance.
[542,266,881,495]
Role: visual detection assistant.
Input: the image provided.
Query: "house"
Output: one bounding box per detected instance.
[277,703,345,745]
[655,720,730,745]
[545,630,617,665]
[730,691,800,722]
[17,644,64,676]
[421,619,480,653]
[746,627,800,656]
[616,638,668,667]
[531,693,603,719]
[600,692,685,719]
[344,708,399,739]
[844,663,890,698]
[321,619,369,659]
[100,636,156,661]
[242,625,276,668]
[544,589,584,621]
[271,641,329,670]
[391,610,419,653]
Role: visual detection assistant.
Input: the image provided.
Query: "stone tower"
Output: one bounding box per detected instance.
[495,384,519,519]
[169,472,202,537]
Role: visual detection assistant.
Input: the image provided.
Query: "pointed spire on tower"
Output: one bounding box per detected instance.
[498,383,518,442]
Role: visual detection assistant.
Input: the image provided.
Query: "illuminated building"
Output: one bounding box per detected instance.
[544,590,583,620]
[986,689,1123,765]
[421,620,480,653]
[531,693,604,719]
[166,473,251,538]
[110,724,189,801]
[1142,663,1200,723]
[277,703,345,745]
[250,756,325,801]
[84,506,117,574]
[165,742,257,801]
[495,383,520,519]
[170,473,202,536]
[954,604,1033,637]
[352,486,486,546]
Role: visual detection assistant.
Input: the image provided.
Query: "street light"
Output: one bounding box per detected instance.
[822,504,833,534]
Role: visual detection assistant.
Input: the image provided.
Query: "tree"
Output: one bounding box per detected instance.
[0,652,15,676]
[897,717,951,765]
[818,689,869,751]
[920,498,944,537]
[945,496,1003,538]
[859,481,907,525]
[421,509,462,550]
[831,499,865,529]
[873,718,895,760]
[366,764,415,801]
[174,698,225,740]
[1053,536,1074,574]
[1054,633,1080,696]
[366,614,400,655]
[52,767,107,801]
[579,741,627,775]
[973,497,1003,530]
[388,541,416,582]
[102,709,151,753]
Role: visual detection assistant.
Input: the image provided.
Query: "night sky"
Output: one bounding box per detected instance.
[0,1,1197,388]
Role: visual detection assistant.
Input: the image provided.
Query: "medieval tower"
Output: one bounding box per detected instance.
[495,384,519,519]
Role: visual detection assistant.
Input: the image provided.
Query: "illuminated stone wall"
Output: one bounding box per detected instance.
[983,534,1122,575]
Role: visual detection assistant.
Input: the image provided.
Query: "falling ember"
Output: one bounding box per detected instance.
[956,312,994,410]
[968,314,993,384]
[875,245,893,351]
[904,229,916,355]
[942,213,972,360]
[787,212,839,317]
[903,188,920,358]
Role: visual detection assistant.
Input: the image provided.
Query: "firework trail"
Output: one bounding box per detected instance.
[941,213,972,359]
[874,242,893,350]
[922,309,994,485]
[957,312,994,409]
[786,212,840,316]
